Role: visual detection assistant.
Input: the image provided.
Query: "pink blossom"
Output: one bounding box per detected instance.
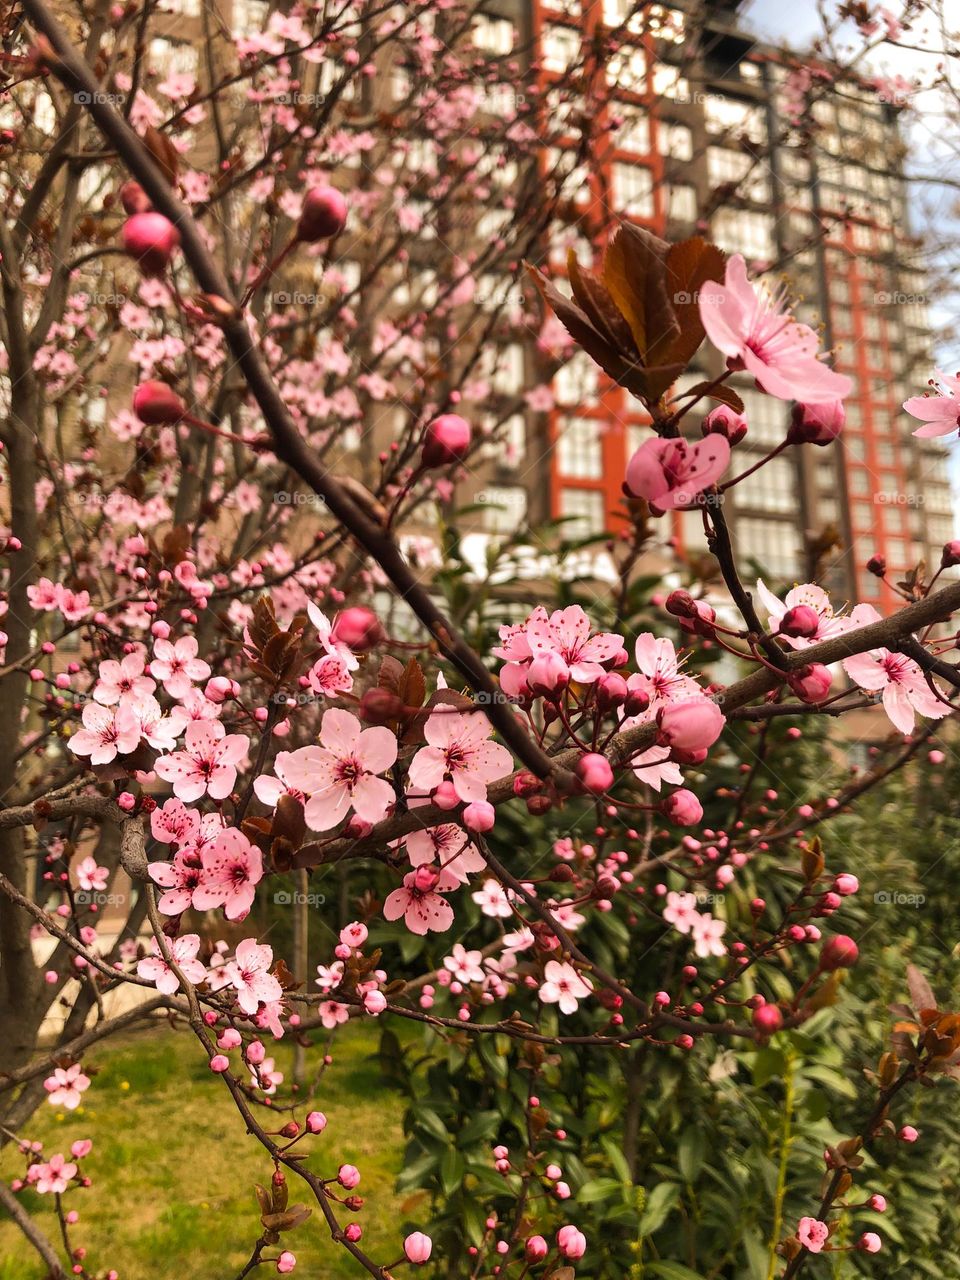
[903,372,960,437]
[192,828,263,920]
[494,605,626,696]
[405,823,485,889]
[319,999,350,1029]
[30,1153,78,1194]
[277,709,397,831]
[151,634,212,699]
[250,1055,284,1095]
[625,435,730,511]
[69,701,141,765]
[539,960,593,1014]
[43,1063,91,1110]
[404,1232,433,1264]
[225,938,283,1014]
[841,606,949,734]
[252,750,307,809]
[75,856,108,893]
[557,1225,587,1259]
[663,890,700,935]
[384,871,455,935]
[137,933,206,995]
[148,852,202,915]
[444,943,485,984]
[408,708,512,803]
[756,579,845,648]
[150,797,201,845]
[797,1217,829,1253]
[472,878,513,918]
[691,913,727,958]
[94,651,155,705]
[154,720,250,802]
[699,254,852,403]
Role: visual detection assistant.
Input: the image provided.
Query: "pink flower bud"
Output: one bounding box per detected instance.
[122,212,180,275]
[463,800,495,832]
[596,671,628,710]
[432,780,460,810]
[788,663,832,704]
[246,1039,266,1065]
[296,186,348,242]
[869,1194,887,1212]
[404,1232,433,1264]
[702,403,748,445]
[119,180,151,214]
[209,1055,230,1073]
[217,1028,242,1049]
[820,935,859,971]
[941,540,960,568]
[859,1233,882,1254]
[133,380,185,426]
[898,1125,919,1143]
[789,399,845,445]
[753,1004,783,1035]
[363,989,387,1016]
[345,1223,362,1242]
[661,788,703,827]
[330,607,384,653]
[306,1111,327,1133]
[421,414,471,468]
[277,1250,297,1273]
[205,676,234,703]
[576,752,614,794]
[116,791,136,812]
[527,650,569,697]
[545,1163,562,1180]
[525,1236,548,1261]
[338,1164,361,1189]
[556,1225,587,1259]
[779,605,820,638]
[833,873,859,896]
[657,699,725,752]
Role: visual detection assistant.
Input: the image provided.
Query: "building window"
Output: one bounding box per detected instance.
[559,488,606,537]
[707,146,770,202]
[473,16,513,55]
[607,45,646,92]
[542,24,580,73]
[615,109,651,155]
[736,387,788,446]
[737,518,801,577]
[612,163,654,218]
[480,486,527,535]
[658,121,692,161]
[705,95,766,140]
[554,352,599,404]
[734,455,796,514]
[711,209,774,260]
[557,417,603,478]
[667,183,697,222]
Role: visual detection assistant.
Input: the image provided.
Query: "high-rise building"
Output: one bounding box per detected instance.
[496,0,955,605]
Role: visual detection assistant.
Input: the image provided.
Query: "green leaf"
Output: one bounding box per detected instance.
[646,1263,708,1280]
[638,1181,681,1236]
[678,1127,704,1184]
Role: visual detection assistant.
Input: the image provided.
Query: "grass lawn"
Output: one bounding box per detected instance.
[0,1021,415,1279]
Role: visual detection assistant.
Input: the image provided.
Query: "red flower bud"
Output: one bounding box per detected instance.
[330,606,384,653]
[296,185,348,241]
[788,399,845,446]
[941,540,960,568]
[421,414,471,468]
[788,663,832,704]
[752,1004,783,1035]
[779,605,820,638]
[122,212,180,275]
[820,934,859,970]
[119,180,151,214]
[702,404,748,445]
[576,752,614,794]
[133,380,185,425]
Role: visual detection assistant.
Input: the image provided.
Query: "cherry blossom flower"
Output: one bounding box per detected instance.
[383,871,455,934]
[252,750,307,808]
[225,938,283,1014]
[315,961,344,993]
[903,371,960,438]
[154,720,250,802]
[797,1217,829,1253]
[319,999,350,1029]
[699,253,852,403]
[624,435,730,512]
[250,1056,284,1095]
[151,634,212,699]
[137,933,206,995]
[472,878,514,918]
[277,708,397,831]
[30,1153,78,1194]
[94,651,155,705]
[443,943,485,984]
[148,851,204,916]
[405,823,485,889]
[631,634,702,707]
[691,913,727,958]
[192,827,263,920]
[408,708,512,803]
[75,856,108,893]
[43,1063,91,1110]
[68,701,141,765]
[495,605,626,696]
[150,797,201,845]
[663,891,700,934]
[538,960,593,1014]
[756,579,846,648]
[841,605,950,734]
